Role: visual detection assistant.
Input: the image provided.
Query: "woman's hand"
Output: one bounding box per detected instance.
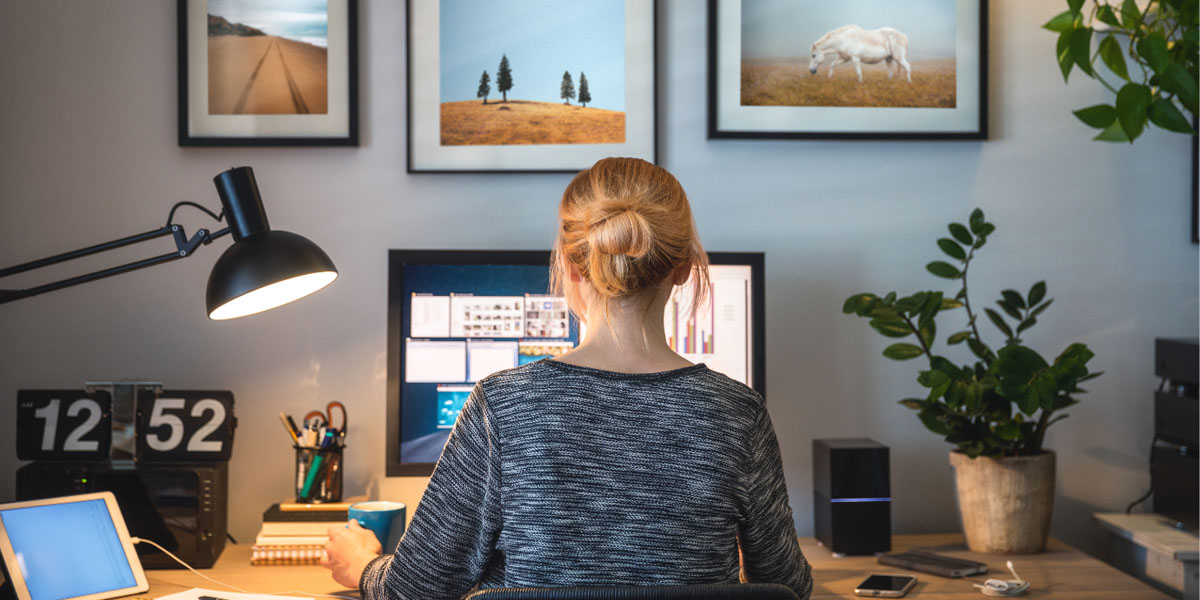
[322,519,384,589]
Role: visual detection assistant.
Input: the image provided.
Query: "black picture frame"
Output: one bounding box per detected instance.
[177,0,358,146]
[405,0,658,173]
[708,0,988,140]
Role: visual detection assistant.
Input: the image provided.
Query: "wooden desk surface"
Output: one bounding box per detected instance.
[144,534,1171,599]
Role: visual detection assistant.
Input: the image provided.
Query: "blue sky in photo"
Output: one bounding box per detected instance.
[439,0,625,110]
[208,0,328,47]
[742,0,957,60]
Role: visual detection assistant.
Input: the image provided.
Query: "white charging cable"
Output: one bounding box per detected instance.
[972,560,1030,597]
[132,538,357,600]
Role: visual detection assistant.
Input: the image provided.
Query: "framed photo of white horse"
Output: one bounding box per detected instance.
[708,0,987,139]
[407,0,657,173]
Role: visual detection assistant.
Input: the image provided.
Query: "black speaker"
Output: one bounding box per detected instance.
[813,438,891,556]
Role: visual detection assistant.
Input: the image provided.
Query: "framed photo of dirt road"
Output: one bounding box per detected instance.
[177,0,358,146]
[407,0,656,173]
[708,0,987,140]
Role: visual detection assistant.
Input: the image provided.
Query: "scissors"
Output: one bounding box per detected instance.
[304,400,347,432]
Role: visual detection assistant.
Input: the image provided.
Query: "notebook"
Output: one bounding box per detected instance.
[0,492,149,600]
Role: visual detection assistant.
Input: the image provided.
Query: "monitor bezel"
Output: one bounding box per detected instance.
[0,491,149,600]
[385,249,765,477]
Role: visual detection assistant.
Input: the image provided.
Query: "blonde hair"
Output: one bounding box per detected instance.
[550,157,710,327]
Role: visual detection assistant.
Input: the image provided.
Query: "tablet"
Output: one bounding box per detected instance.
[0,492,149,600]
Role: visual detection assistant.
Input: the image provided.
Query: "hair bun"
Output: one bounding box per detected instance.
[586,202,653,259]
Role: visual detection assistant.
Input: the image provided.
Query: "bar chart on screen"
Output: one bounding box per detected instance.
[666,265,752,387]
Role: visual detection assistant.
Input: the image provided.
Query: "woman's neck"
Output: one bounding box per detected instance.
[555,289,693,373]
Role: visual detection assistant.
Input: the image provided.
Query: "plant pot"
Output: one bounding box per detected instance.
[949,450,1055,554]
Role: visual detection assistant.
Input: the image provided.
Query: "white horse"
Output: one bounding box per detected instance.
[809,25,911,83]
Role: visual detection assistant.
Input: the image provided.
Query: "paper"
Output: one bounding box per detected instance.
[156,588,309,600]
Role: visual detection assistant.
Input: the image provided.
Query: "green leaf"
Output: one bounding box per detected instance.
[869,318,911,338]
[919,320,937,349]
[1056,30,1075,82]
[1136,32,1169,74]
[927,261,961,279]
[1030,298,1054,318]
[984,308,1014,338]
[918,408,951,435]
[997,299,1023,320]
[1073,104,1118,128]
[948,223,974,246]
[1043,10,1076,32]
[947,331,972,345]
[883,343,925,360]
[894,295,921,313]
[977,223,996,238]
[968,209,986,234]
[1115,82,1152,141]
[996,421,1022,440]
[1160,64,1199,115]
[1121,0,1141,28]
[937,238,967,260]
[1001,290,1027,310]
[843,293,877,315]
[1028,281,1046,306]
[899,398,926,410]
[1094,119,1131,142]
[1016,317,1038,334]
[1148,99,1195,134]
[918,292,943,327]
[941,298,963,310]
[1098,35,1129,80]
[883,291,897,305]
[918,369,951,389]
[967,338,994,363]
[1067,0,1085,14]
[1069,27,1094,76]
[1096,4,1121,27]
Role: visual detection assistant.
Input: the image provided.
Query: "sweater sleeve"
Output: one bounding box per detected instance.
[737,403,812,600]
[360,383,503,600]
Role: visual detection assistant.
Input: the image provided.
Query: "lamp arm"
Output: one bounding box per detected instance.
[0,223,231,305]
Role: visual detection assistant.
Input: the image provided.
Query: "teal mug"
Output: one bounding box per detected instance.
[348,501,407,554]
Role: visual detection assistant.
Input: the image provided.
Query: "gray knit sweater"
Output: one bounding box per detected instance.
[360,359,812,600]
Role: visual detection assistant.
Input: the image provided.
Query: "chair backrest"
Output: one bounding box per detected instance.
[465,583,800,600]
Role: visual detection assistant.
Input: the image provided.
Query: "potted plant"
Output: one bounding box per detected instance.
[842,209,1101,554]
[1044,0,1197,142]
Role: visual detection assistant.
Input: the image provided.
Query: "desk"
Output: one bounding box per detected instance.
[144,534,1170,599]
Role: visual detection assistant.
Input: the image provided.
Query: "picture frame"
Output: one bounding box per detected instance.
[177,0,358,146]
[407,0,657,173]
[708,0,988,140]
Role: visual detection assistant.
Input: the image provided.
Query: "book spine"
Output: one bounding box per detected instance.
[250,544,327,566]
[255,535,330,546]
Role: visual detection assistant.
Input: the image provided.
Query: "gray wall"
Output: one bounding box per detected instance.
[0,1,1195,560]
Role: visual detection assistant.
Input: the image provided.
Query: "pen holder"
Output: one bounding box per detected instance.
[294,445,344,503]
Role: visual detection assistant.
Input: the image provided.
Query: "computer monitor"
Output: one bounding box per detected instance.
[385,250,765,476]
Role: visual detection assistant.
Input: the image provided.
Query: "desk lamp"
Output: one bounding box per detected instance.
[0,166,337,319]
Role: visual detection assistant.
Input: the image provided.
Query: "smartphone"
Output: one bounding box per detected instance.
[853,574,917,597]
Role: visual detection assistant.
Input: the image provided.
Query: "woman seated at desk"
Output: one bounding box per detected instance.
[323,158,813,600]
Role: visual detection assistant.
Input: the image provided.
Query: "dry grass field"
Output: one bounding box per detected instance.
[440,100,625,145]
[741,58,956,108]
[208,35,327,114]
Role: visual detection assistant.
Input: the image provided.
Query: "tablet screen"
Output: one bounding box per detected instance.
[0,499,138,600]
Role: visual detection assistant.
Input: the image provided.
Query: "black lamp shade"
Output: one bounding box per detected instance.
[206,230,337,320]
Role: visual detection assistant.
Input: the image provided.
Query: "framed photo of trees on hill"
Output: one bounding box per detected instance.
[708,0,987,140]
[177,0,358,146]
[407,0,657,172]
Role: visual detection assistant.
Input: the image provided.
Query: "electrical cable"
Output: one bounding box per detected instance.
[132,537,356,600]
[166,202,224,226]
[1126,433,1159,513]
[973,560,1030,596]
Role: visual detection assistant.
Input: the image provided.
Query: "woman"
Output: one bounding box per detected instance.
[324,158,812,599]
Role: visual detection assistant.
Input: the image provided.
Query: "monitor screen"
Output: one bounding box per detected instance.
[385,250,765,475]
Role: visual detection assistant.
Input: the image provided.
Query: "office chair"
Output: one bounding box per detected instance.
[465,583,800,599]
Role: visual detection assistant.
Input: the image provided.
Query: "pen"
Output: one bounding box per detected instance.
[300,453,325,499]
[279,412,299,444]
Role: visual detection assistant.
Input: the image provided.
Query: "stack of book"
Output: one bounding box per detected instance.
[251,501,351,566]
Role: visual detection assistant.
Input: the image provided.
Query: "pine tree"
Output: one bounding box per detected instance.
[577,72,591,108]
[560,70,575,105]
[496,54,513,102]
[476,70,491,105]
